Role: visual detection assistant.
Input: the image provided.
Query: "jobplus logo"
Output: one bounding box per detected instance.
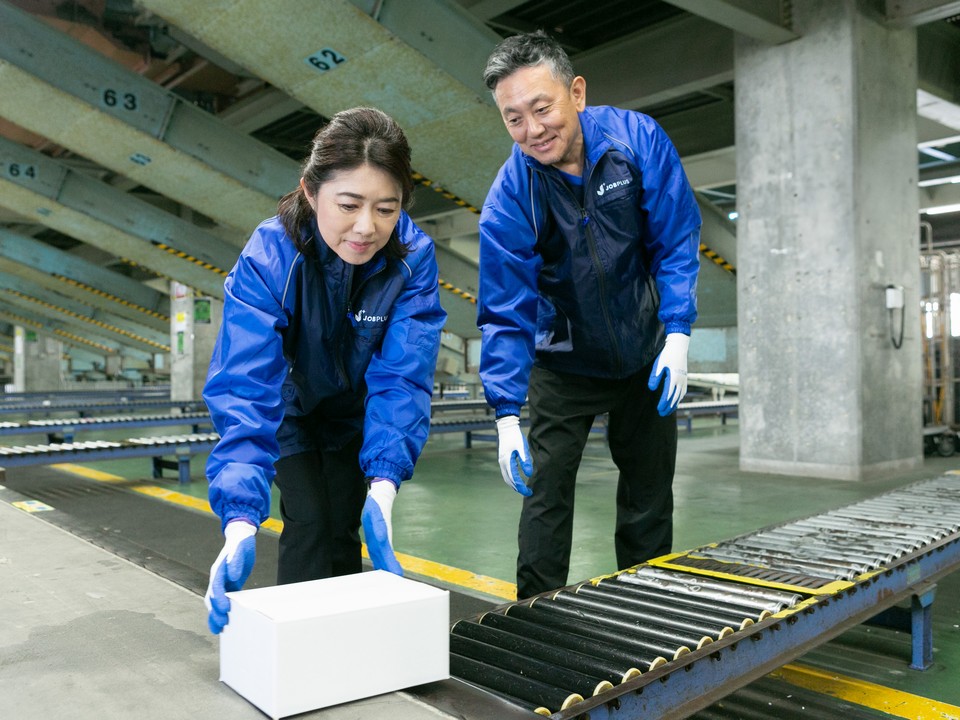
[353,308,388,324]
[597,177,632,196]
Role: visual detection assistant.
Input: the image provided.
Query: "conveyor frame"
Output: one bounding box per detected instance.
[547,533,960,719]
[435,474,960,719]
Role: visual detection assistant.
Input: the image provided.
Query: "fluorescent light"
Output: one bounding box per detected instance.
[728,211,739,220]
[921,203,960,215]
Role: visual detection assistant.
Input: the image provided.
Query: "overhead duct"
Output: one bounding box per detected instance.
[0,2,299,232]
[136,0,511,210]
[0,229,170,331]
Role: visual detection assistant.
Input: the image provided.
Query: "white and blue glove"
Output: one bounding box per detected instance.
[362,478,403,576]
[496,415,533,497]
[204,519,257,634]
[648,332,690,416]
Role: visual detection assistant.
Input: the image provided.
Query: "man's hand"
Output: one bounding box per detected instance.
[204,519,257,634]
[648,333,690,416]
[362,478,403,576]
[496,415,533,497]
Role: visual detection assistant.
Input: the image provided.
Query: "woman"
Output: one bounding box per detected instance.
[202,107,446,634]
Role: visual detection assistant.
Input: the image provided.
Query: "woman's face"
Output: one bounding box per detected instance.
[302,164,403,265]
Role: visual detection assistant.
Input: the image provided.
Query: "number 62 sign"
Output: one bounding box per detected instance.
[304,48,346,73]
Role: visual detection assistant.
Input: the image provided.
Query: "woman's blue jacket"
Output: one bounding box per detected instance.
[204,213,446,529]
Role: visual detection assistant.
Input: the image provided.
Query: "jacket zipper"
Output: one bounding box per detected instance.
[538,164,623,375]
[339,258,388,388]
[333,264,354,390]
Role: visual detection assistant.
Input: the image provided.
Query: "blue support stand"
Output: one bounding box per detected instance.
[864,581,936,670]
[151,448,194,485]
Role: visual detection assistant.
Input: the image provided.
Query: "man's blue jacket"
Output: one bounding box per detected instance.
[204,214,446,529]
[478,105,701,418]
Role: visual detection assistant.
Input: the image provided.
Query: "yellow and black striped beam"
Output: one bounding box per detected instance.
[412,172,481,215]
[439,278,477,305]
[700,242,736,275]
[52,274,170,323]
[151,241,229,277]
[3,289,170,352]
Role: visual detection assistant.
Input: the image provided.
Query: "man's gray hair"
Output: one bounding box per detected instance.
[482,30,575,93]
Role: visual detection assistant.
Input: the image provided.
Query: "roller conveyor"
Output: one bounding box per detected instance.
[0,411,213,441]
[0,397,206,415]
[443,473,960,719]
[0,432,220,483]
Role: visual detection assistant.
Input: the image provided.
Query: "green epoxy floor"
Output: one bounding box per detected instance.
[22,418,960,591]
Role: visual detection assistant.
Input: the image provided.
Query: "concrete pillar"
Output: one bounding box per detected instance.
[170,281,222,402]
[12,326,26,392]
[14,326,63,391]
[735,0,921,480]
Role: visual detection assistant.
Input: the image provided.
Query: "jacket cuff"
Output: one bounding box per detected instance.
[363,459,406,485]
[221,503,262,532]
[664,321,691,336]
[495,401,522,419]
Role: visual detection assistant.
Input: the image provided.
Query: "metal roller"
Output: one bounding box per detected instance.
[620,569,801,611]
[506,603,685,662]
[791,514,934,547]
[450,653,583,715]
[838,496,960,518]
[450,634,614,699]
[720,532,888,567]
[479,611,654,676]
[580,582,759,630]
[690,546,862,580]
[593,578,773,623]
[453,620,640,686]
[821,510,951,540]
[826,507,957,537]
[553,589,735,639]
[759,526,909,560]
[788,517,929,548]
[746,528,900,563]
[629,566,803,605]
[531,596,714,651]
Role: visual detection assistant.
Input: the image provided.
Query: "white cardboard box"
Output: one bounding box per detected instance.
[219,570,449,719]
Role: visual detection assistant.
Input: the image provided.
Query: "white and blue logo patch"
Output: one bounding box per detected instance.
[597,177,632,196]
[352,308,388,325]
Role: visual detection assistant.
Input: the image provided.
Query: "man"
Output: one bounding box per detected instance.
[477,30,701,600]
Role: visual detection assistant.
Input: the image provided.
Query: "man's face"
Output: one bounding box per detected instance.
[493,64,586,175]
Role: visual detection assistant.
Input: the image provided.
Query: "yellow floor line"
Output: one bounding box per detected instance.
[50,463,516,601]
[772,663,960,720]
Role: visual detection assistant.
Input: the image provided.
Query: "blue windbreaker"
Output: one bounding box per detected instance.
[204,213,446,529]
[478,105,701,418]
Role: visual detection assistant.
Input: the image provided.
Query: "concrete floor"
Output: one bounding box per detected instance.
[3,418,960,718]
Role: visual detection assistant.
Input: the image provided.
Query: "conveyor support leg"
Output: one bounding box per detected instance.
[865,581,936,670]
[177,449,191,485]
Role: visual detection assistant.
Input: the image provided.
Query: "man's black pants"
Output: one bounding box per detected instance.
[273,434,367,585]
[517,362,677,600]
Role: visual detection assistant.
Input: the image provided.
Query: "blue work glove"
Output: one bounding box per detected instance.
[648,332,691,416]
[362,478,403,576]
[496,415,533,497]
[204,519,257,634]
